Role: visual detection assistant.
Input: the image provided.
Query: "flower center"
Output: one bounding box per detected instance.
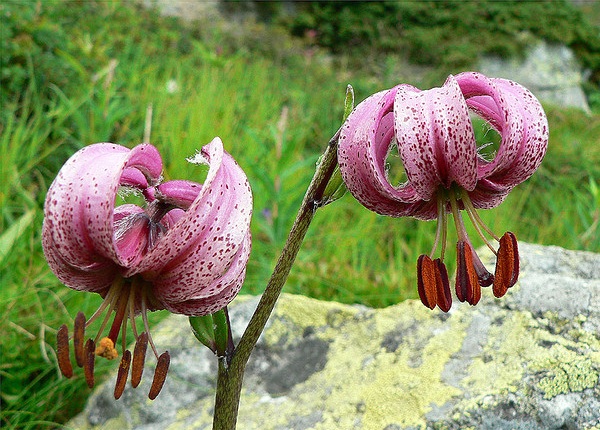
[416,185,520,312]
[56,277,170,400]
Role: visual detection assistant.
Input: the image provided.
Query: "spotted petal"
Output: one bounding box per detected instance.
[338,87,428,218]
[455,72,548,207]
[42,143,163,291]
[394,75,478,199]
[133,138,253,315]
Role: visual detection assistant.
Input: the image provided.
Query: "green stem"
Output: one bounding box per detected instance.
[211,130,341,430]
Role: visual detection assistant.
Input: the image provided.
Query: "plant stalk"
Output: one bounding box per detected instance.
[211,130,341,430]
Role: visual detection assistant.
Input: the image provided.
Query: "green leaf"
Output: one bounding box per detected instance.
[212,309,229,358]
[189,314,217,353]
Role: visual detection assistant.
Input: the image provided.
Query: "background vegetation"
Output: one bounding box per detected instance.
[1,1,599,428]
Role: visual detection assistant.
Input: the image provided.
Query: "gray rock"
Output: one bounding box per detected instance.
[480,41,591,112]
[67,243,600,429]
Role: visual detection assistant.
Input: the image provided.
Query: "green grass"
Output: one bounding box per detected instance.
[1,1,599,428]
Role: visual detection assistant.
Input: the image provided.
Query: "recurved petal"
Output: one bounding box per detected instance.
[87,144,163,267]
[394,75,478,197]
[113,204,151,267]
[135,138,253,309]
[158,233,251,316]
[155,180,203,210]
[42,143,164,289]
[455,72,548,188]
[338,86,425,218]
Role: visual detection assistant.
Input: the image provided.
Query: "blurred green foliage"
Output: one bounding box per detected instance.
[268,0,600,101]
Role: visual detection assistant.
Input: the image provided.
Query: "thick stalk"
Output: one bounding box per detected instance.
[211,131,341,430]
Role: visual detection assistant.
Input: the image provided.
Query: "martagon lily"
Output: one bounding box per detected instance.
[42,137,252,399]
[338,72,548,311]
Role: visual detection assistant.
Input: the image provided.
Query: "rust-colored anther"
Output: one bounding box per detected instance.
[114,350,132,400]
[417,255,437,309]
[131,332,148,388]
[148,351,170,400]
[74,311,86,367]
[456,241,481,306]
[493,232,520,298]
[434,258,452,312]
[84,338,96,389]
[56,324,73,378]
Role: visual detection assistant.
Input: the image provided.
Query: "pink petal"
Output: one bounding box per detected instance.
[338,87,425,218]
[455,72,548,190]
[113,204,150,267]
[155,180,202,210]
[394,75,478,197]
[42,143,163,292]
[158,233,251,316]
[134,138,253,308]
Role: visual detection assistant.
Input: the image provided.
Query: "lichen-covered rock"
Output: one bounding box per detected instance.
[67,243,600,430]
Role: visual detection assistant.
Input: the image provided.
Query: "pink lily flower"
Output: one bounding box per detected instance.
[338,72,548,312]
[42,137,252,399]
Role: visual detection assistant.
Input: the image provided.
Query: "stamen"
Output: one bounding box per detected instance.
[141,287,159,358]
[148,351,170,400]
[434,259,452,312]
[456,241,481,305]
[106,283,131,344]
[93,282,124,344]
[85,280,122,329]
[417,255,452,312]
[460,190,500,242]
[121,301,129,353]
[74,311,86,368]
[114,350,131,400]
[129,285,139,339]
[430,197,448,259]
[493,232,519,298]
[470,248,494,287]
[448,193,469,242]
[417,255,437,309]
[56,324,73,378]
[84,338,96,388]
[131,332,148,388]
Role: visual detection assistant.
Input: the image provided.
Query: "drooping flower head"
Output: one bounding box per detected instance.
[43,137,252,399]
[338,72,548,311]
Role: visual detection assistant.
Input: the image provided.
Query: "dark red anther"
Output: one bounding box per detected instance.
[84,338,96,389]
[417,255,452,312]
[417,255,437,310]
[56,324,73,378]
[493,232,519,298]
[148,351,170,400]
[74,311,86,368]
[114,350,132,400]
[131,332,148,388]
[434,258,452,312]
[456,241,481,306]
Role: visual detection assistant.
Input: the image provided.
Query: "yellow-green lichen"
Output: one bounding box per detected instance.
[534,348,599,399]
[234,296,469,429]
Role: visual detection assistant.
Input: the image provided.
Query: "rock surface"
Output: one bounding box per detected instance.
[479,41,591,112]
[67,243,600,430]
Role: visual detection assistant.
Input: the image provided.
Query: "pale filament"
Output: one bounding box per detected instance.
[139,282,160,359]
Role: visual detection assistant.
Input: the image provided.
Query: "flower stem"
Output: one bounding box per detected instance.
[211,130,342,430]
